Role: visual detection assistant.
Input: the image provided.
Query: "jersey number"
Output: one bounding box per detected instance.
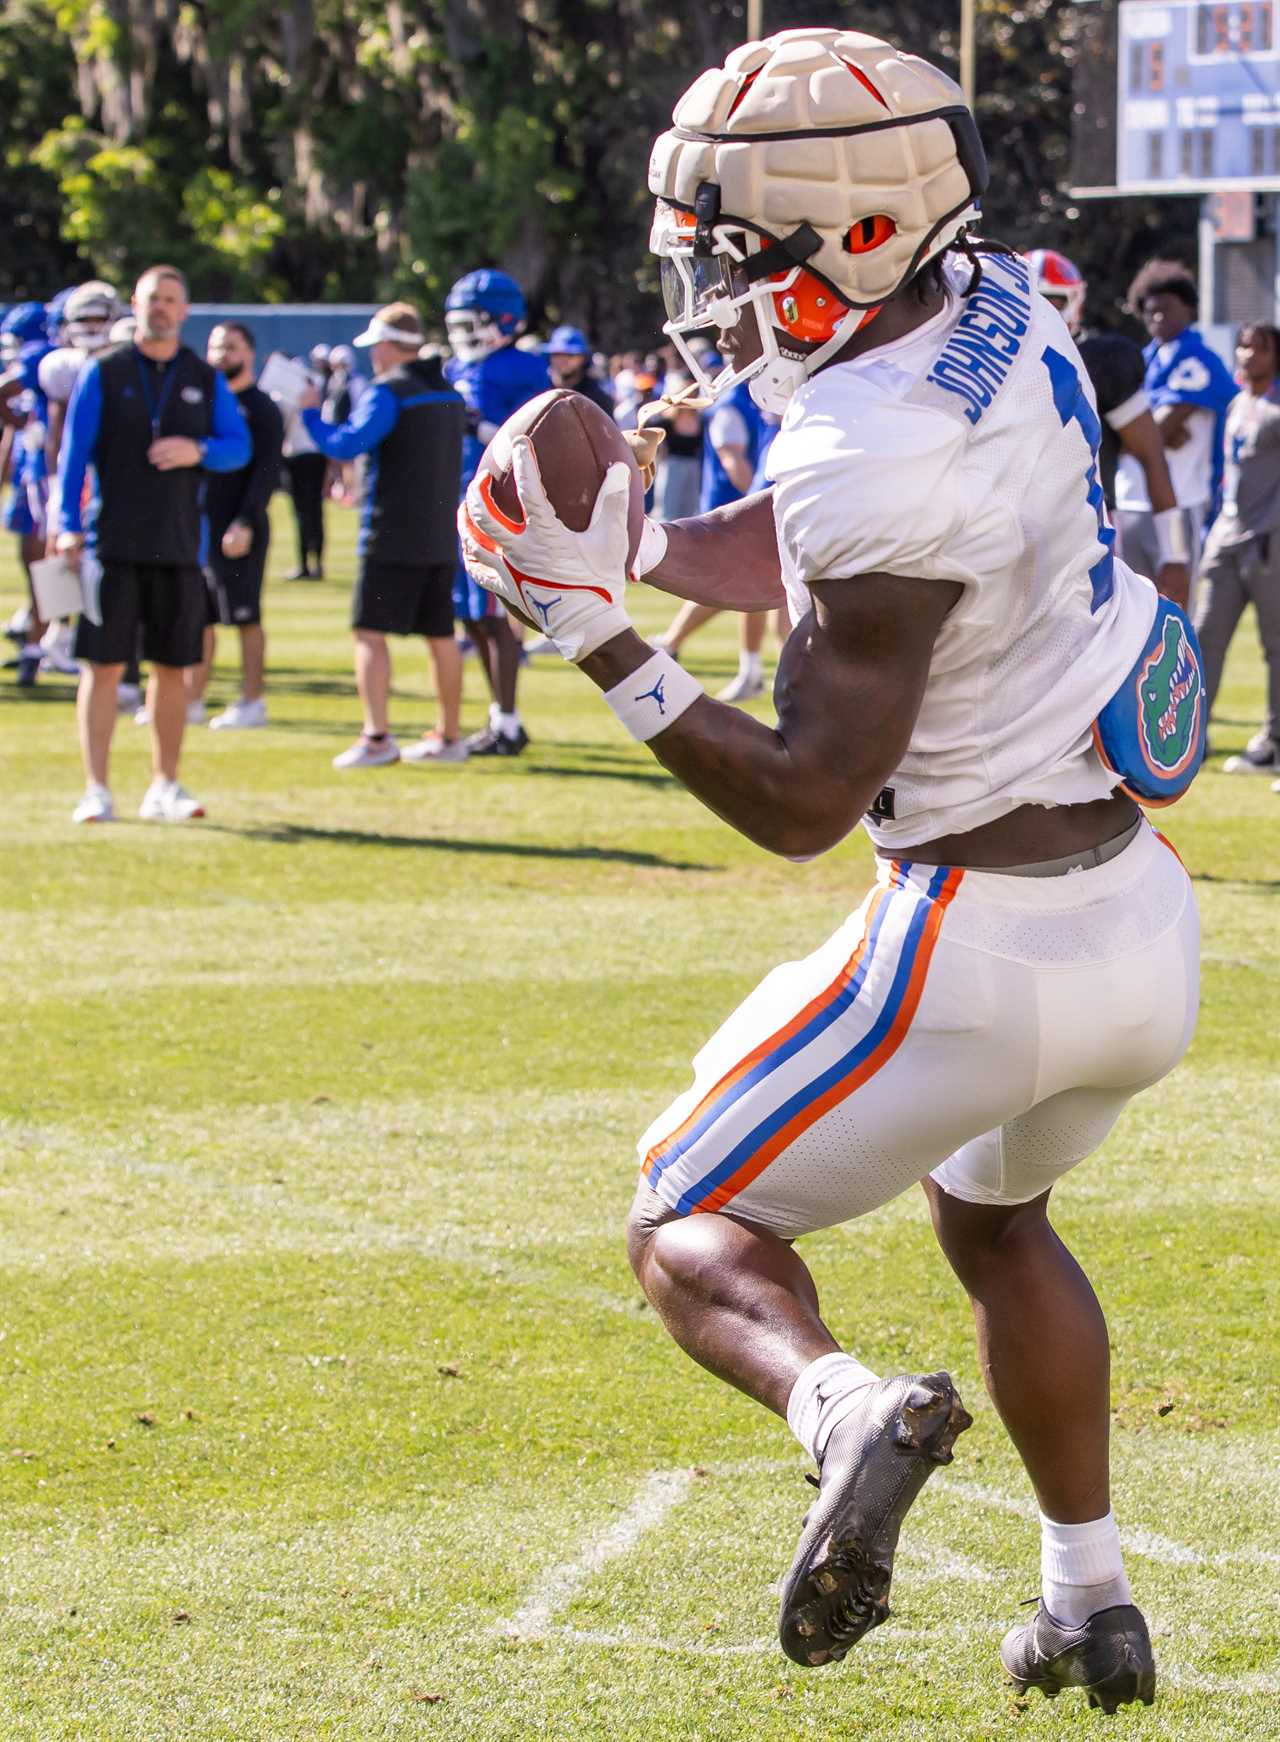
[1042,345,1115,613]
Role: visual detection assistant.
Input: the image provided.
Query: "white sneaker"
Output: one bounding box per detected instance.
[39,622,79,674]
[116,682,142,713]
[72,783,114,824]
[186,699,207,726]
[401,733,469,764]
[333,735,400,769]
[715,670,766,703]
[134,705,150,726]
[138,778,205,822]
[210,697,267,730]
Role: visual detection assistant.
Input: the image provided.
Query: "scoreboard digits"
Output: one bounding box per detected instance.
[1118,0,1280,190]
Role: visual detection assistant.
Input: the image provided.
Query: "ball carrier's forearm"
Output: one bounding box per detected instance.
[645,491,786,612]
[579,581,934,859]
[580,627,829,856]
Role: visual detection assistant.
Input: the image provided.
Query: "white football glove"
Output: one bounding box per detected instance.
[459,436,634,662]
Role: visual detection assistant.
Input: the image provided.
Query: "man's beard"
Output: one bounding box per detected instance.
[216,361,242,377]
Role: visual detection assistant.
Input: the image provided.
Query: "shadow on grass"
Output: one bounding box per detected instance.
[204,820,716,869]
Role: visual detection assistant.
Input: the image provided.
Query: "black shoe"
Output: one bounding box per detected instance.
[464,725,529,757]
[778,1371,972,1667]
[1002,1602,1155,1712]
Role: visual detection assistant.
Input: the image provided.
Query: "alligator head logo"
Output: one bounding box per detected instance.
[1139,615,1202,776]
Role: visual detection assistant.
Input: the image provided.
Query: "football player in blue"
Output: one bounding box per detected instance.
[444,270,550,755]
[0,302,54,683]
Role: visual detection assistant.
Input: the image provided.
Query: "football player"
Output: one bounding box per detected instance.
[1115,258,1236,588]
[444,269,550,755]
[38,282,126,680]
[463,29,1204,1711]
[0,302,54,682]
[1027,248,1190,607]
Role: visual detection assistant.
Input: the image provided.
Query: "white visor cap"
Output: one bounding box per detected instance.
[353,318,423,348]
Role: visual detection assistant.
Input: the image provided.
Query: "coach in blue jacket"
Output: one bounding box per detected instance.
[53,264,250,825]
[298,301,467,769]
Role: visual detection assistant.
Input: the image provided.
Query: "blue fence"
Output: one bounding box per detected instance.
[181,304,382,363]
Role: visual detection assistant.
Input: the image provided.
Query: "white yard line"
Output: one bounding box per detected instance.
[503,1467,696,1639]
[946,1477,1280,1567]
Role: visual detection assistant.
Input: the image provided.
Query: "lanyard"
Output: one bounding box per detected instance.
[134,351,178,440]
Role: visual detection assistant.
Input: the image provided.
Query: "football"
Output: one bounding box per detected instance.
[477,387,646,569]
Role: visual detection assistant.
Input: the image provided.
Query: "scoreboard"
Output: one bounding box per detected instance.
[1118,0,1280,191]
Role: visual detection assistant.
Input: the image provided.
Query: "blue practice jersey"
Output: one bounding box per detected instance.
[445,343,551,484]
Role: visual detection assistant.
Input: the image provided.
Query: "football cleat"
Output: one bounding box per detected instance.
[778,1371,971,1667]
[1001,1602,1156,1713]
[464,724,529,757]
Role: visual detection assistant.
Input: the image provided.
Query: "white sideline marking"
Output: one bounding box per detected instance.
[504,1463,1280,1697]
[947,1478,1280,1568]
[503,1468,696,1639]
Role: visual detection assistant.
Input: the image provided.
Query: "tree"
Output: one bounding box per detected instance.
[0,0,1197,343]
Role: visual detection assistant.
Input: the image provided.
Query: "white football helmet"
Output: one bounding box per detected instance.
[649,29,987,414]
[63,281,125,353]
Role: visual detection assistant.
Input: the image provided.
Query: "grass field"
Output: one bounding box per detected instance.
[1,498,1277,1741]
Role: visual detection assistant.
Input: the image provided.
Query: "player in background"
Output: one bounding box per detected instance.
[1028,249,1190,609]
[1194,321,1280,781]
[38,282,127,684]
[444,269,550,756]
[0,303,54,684]
[654,378,773,700]
[1114,258,1235,592]
[463,28,1202,1712]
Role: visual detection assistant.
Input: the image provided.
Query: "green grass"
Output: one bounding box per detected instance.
[1,500,1277,1740]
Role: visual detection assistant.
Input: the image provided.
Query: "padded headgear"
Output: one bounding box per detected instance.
[648,28,986,312]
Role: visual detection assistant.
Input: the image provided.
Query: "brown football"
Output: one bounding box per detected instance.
[477,387,646,569]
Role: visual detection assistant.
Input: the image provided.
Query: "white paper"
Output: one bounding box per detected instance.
[256,351,314,411]
[29,556,84,621]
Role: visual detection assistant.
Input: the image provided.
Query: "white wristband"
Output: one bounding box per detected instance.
[633,517,669,579]
[1153,507,1190,565]
[604,650,704,742]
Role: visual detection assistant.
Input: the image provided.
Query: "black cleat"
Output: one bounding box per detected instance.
[464,724,529,757]
[1001,1602,1156,1712]
[778,1371,972,1668]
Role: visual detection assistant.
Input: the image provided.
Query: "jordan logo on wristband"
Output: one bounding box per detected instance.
[636,674,668,714]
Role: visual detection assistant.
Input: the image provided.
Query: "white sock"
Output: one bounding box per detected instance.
[786,1351,880,1464]
[1040,1511,1132,1626]
[738,650,763,681]
[497,709,522,737]
[488,701,502,728]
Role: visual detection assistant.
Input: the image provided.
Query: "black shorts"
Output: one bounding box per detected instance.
[73,561,208,669]
[207,545,268,627]
[352,559,455,638]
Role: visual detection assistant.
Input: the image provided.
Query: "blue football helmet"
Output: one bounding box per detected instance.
[444,269,526,363]
[44,286,75,341]
[0,302,49,365]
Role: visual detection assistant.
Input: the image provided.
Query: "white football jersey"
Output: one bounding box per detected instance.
[38,346,94,407]
[766,253,1157,851]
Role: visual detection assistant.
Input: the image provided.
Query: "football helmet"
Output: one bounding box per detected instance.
[62,281,124,353]
[445,269,527,363]
[649,28,987,415]
[0,302,49,365]
[1025,248,1086,334]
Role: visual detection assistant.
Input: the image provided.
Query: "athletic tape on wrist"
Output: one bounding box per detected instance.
[633,517,669,579]
[604,650,704,742]
[1153,507,1190,566]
